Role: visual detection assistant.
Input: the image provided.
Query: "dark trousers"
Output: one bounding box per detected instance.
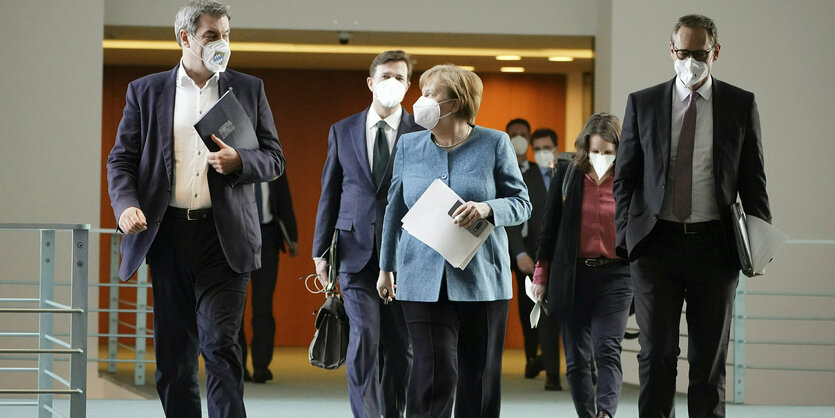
[400,283,510,418]
[340,260,412,418]
[146,211,249,418]
[631,223,738,418]
[514,269,562,375]
[238,222,279,373]
[563,262,632,418]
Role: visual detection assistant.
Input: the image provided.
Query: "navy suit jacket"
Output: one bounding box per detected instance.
[507,161,550,262]
[312,108,423,274]
[107,65,285,281]
[614,77,771,261]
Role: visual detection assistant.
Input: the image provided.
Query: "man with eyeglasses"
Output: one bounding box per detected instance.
[614,14,771,418]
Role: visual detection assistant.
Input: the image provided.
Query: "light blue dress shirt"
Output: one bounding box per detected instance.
[380,125,532,302]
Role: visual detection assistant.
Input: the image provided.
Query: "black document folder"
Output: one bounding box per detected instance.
[193,89,259,152]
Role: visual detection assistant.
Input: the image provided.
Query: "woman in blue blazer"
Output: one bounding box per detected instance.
[377,64,531,417]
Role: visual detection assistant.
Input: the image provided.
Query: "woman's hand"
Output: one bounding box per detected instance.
[531,283,546,302]
[451,201,492,229]
[376,270,396,302]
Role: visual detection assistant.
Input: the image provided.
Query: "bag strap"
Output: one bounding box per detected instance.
[326,230,339,296]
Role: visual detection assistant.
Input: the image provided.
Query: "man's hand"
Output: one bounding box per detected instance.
[376,270,396,302]
[516,253,535,275]
[207,134,243,174]
[451,201,492,229]
[287,241,299,257]
[119,207,147,234]
[313,258,330,289]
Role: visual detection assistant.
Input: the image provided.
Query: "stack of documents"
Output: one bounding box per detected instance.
[524,276,548,327]
[401,179,495,269]
[732,202,787,277]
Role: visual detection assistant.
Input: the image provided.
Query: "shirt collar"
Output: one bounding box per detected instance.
[675,74,713,102]
[177,61,220,89]
[367,106,403,131]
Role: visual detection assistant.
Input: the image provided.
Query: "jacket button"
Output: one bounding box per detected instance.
[653,213,659,219]
[441,174,448,179]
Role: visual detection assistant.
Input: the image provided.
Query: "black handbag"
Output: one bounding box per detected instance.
[309,231,349,369]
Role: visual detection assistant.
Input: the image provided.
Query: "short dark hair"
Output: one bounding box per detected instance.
[672,14,718,46]
[369,50,413,80]
[505,118,530,134]
[531,128,558,147]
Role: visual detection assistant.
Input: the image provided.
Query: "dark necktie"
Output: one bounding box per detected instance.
[673,92,698,221]
[372,120,390,186]
[254,183,264,223]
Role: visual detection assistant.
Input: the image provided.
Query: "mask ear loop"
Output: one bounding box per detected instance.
[300,247,336,294]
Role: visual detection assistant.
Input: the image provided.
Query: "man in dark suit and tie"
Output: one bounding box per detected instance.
[106,1,284,416]
[239,172,298,383]
[614,14,771,418]
[312,50,422,417]
[507,124,562,391]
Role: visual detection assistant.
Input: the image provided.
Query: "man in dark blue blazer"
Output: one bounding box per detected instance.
[106,2,283,417]
[312,50,422,417]
[614,15,770,418]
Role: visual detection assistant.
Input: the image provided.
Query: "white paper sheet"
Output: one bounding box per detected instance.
[747,215,787,275]
[525,276,544,328]
[400,179,495,270]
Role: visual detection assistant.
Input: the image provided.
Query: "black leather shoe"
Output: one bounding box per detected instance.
[243,369,253,382]
[252,369,273,383]
[524,355,544,379]
[596,410,611,418]
[544,373,562,391]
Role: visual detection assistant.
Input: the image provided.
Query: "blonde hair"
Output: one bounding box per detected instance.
[419,64,483,124]
[573,112,621,173]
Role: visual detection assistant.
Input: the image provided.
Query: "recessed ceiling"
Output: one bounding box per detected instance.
[104,26,594,74]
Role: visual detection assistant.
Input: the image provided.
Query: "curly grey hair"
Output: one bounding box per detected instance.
[174,0,231,46]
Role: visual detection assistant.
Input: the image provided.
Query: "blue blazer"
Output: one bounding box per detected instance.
[107,65,285,281]
[380,126,532,302]
[312,108,423,275]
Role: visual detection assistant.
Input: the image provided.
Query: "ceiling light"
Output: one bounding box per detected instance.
[495,55,521,61]
[102,40,594,59]
[459,66,476,71]
[548,56,574,62]
[500,67,525,73]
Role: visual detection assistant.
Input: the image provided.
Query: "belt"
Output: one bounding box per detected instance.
[167,207,213,221]
[577,258,625,267]
[655,219,720,235]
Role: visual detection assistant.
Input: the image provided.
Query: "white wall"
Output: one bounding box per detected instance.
[606,0,835,405]
[0,0,104,398]
[104,0,601,35]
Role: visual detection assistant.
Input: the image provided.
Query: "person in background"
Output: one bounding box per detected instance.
[614,14,770,417]
[312,50,421,417]
[239,172,298,383]
[532,113,632,418]
[106,1,284,416]
[507,126,563,390]
[377,64,531,418]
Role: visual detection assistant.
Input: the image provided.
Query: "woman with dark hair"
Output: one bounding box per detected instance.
[531,112,633,418]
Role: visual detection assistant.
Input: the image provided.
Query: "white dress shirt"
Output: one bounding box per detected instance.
[170,63,218,209]
[365,106,402,169]
[659,76,721,222]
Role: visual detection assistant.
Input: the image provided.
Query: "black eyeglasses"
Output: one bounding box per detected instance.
[673,45,715,61]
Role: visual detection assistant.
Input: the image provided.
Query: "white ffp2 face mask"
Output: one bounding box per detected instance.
[413,96,454,130]
[188,34,231,73]
[373,78,407,108]
[510,136,529,156]
[674,57,708,88]
[589,153,616,180]
[534,149,555,168]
